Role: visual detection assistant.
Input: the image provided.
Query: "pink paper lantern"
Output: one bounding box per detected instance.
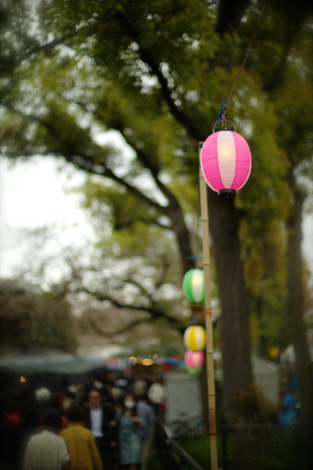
[184,350,204,369]
[201,128,251,197]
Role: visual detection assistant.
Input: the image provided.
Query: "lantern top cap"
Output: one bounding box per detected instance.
[212,119,236,133]
[213,125,235,133]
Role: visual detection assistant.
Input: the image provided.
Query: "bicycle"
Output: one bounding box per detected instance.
[168,412,205,439]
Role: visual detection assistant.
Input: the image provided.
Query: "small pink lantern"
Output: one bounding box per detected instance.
[201,127,251,198]
[184,349,204,369]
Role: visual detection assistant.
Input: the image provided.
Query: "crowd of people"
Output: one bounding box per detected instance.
[0,375,166,470]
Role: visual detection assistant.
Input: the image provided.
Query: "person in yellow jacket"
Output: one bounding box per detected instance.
[61,404,103,470]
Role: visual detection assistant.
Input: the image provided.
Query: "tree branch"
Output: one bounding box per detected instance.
[123,278,154,300]
[155,255,171,290]
[79,286,164,318]
[88,316,150,338]
[114,215,171,230]
[116,18,202,141]
[0,37,69,78]
[138,48,203,141]
[15,37,69,67]
[0,101,165,212]
[62,150,166,211]
[120,130,182,207]
[88,310,184,337]
[77,286,184,332]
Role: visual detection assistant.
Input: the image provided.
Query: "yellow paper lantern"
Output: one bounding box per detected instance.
[183,326,206,352]
[269,346,280,359]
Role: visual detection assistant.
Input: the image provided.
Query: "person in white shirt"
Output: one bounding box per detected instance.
[23,409,70,470]
[148,381,166,419]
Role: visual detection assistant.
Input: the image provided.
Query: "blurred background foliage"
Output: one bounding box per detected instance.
[0,0,312,427]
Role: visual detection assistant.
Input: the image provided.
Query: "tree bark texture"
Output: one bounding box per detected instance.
[207,190,253,422]
[286,184,313,435]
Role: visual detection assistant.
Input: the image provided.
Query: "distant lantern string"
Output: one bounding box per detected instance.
[215,5,268,129]
[200,6,268,199]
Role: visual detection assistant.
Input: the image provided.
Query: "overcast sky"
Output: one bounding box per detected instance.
[1,156,313,282]
[0,156,95,279]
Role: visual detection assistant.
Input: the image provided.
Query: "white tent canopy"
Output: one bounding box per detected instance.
[252,355,280,406]
[165,372,202,424]
[165,355,280,423]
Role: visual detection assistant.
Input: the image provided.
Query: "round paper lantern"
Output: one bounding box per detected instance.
[186,365,202,376]
[201,128,251,197]
[183,269,205,303]
[269,346,280,359]
[184,350,204,369]
[183,326,206,352]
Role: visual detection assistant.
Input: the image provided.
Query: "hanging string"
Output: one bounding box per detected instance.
[214,4,268,129]
[215,98,228,128]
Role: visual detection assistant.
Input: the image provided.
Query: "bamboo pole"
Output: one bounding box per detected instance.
[199,142,219,470]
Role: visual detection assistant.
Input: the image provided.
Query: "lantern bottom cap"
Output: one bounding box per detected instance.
[217,189,236,198]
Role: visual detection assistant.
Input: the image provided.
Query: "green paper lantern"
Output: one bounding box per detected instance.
[186,365,202,376]
[183,269,205,303]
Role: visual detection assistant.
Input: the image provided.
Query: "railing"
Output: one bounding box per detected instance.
[156,423,205,470]
[157,420,313,470]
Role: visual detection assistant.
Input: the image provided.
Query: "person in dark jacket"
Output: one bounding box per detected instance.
[83,389,116,470]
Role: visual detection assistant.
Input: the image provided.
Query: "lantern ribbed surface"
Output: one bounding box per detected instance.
[184,350,204,369]
[183,326,206,352]
[201,131,251,192]
[183,269,205,303]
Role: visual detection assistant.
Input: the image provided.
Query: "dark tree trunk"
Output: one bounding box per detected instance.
[286,180,313,435]
[207,190,253,423]
[166,202,195,274]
